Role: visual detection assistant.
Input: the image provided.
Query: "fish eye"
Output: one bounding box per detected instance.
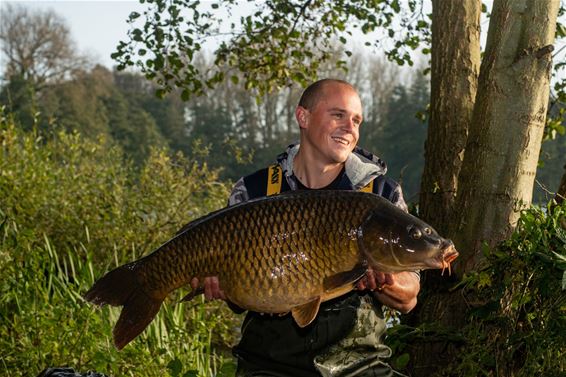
[409,227,422,240]
[424,227,432,235]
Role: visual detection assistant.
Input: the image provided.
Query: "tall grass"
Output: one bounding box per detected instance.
[0,113,241,376]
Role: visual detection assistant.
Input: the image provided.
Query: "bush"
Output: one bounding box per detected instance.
[0,113,241,376]
[432,202,565,377]
[454,202,566,376]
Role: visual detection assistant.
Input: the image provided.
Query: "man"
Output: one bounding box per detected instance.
[193,79,420,376]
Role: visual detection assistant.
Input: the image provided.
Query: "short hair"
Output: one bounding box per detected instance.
[298,79,357,110]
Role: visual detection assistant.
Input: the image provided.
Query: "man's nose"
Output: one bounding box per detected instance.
[342,117,356,131]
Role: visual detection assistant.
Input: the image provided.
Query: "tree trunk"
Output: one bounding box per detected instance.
[453,0,560,274]
[419,0,481,236]
[407,2,481,375]
[408,2,559,376]
[555,163,566,205]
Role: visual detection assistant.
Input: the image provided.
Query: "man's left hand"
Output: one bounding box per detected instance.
[356,268,420,313]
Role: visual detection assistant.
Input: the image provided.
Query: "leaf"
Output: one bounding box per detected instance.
[391,0,401,13]
[167,358,183,377]
[128,11,141,21]
[393,353,410,369]
[562,270,566,290]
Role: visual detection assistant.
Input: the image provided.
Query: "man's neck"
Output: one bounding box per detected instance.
[293,150,345,189]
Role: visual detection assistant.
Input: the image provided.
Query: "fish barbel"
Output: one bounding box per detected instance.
[84,190,458,349]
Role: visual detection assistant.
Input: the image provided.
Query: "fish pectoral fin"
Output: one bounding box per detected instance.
[291,297,322,328]
[323,263,367,292]
[180,286,203,302]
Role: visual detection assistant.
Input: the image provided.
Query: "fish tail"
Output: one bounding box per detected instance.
[83,263,164,350]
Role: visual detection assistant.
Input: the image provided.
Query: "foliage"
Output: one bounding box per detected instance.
[386,202,566,376]
[370,74,429,202]
[0,113,241,376]
[112,0,431,97]
[456,202,566,376]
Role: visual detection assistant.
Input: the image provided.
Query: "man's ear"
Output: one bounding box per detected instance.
[295,106,309,129]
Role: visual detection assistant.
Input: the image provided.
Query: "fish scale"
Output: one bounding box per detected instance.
[84,190,458,350]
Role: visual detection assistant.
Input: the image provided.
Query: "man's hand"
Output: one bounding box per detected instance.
[191,276,226,300]
[356,268,420,313]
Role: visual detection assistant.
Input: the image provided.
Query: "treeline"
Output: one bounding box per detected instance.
[4,61,564,202]
[1,54,432,200]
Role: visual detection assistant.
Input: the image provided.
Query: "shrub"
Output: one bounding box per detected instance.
[0,113,241,376]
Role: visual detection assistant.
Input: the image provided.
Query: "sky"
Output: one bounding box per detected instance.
[0,1,563,81]
[0,0,424,71]
[1,0,146,69]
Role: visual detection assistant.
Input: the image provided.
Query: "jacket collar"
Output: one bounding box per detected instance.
[276,143,387,191]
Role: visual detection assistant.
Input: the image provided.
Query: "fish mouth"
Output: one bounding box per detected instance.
[439,243,459,276]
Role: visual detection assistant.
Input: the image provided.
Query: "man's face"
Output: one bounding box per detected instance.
[297,83,363,164]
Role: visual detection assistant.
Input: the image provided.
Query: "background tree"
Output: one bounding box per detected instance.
[0,4,88,89]
[376,73,429,202]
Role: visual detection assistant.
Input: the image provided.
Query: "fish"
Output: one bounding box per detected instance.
[84,190,458,349]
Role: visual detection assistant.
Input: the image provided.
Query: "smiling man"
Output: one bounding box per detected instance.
[196,79,420,377]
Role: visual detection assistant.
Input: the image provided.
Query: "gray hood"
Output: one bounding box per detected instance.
[276,143,387,191]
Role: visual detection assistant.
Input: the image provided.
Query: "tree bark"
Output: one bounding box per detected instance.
[555,163,566,205]
[407,2,481,375]
[409,2,559,376]
[419,0,481,236]
[453,0,560,275]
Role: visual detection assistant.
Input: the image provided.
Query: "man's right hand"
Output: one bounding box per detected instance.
[191,276,226,300]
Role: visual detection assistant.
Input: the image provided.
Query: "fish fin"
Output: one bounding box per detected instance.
[321,283,356,302]
[180,287,203,302]
[291,297,321,328]
[83,263,165,350]
[323,263,367,292]
[84,263,138,306]
[113,288,163,350]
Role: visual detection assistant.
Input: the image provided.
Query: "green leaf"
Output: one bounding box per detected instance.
[128,11,141,21]
[167,358,183,377]
[393,353,410,369]
[556,23,566,38]
[391,0,401,13]
[181,89,191,101]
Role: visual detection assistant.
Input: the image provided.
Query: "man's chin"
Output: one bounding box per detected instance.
[331,151,352,163]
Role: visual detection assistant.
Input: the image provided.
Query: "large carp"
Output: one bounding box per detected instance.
[84,190,458,349]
